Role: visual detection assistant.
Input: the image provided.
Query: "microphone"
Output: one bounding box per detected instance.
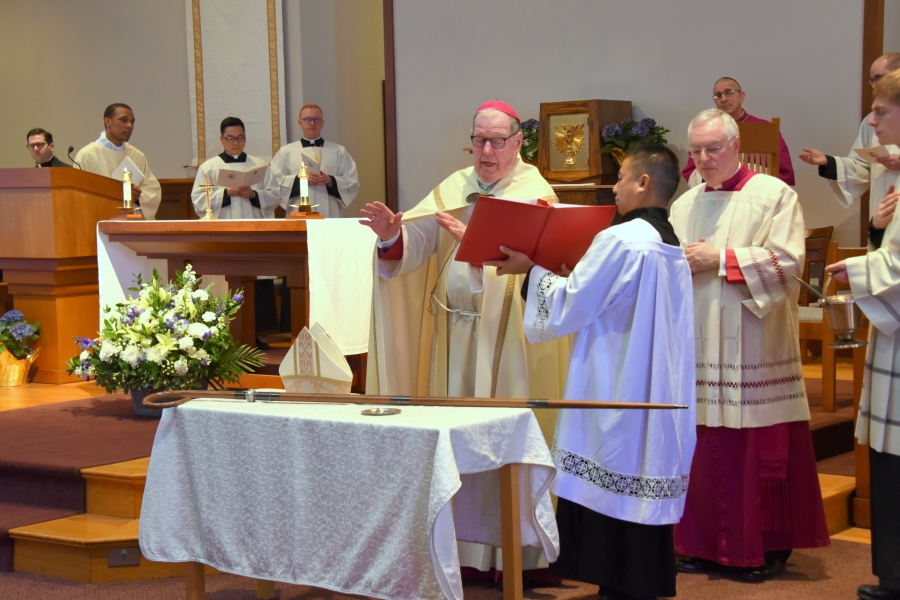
[67,146,82,169]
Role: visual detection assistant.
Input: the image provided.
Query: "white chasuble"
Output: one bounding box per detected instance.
[670,173,809,429]
[191,154,279,219]
[75,142,162,220]
[366,158,569,570]
[524,218,697,526]
[265,141,359,218]
[847,210,900,457]
[829,115,900,219]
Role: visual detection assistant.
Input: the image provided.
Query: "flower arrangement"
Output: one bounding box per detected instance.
[600,117,671,163]
[0,310,40,359]
[66,265,265,394]
[520,118,539,164]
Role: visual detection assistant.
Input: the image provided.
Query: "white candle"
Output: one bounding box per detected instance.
[300,163,309,198]
[123,181,131,203]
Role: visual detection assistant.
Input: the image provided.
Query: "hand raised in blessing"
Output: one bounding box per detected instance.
[436,211,466,243]
[359,201,404,241]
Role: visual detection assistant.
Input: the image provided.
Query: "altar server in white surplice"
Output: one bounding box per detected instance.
[798,53,900,220]
[485,144,696,600]
[191,117,279,219]
[670,109,829,583]
[359,100,568,574]
[826,70,900,600]
[75,103,161,219]
[265,103,359,218]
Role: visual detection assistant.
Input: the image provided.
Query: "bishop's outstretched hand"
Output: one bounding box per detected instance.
[360,202,404,241]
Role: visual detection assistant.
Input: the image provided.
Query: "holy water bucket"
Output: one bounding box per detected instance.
[821,294,867,349]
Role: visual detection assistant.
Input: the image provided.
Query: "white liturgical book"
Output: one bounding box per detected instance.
[299,148,321,174]
[854,145,891,163]
[215,165,267,187]
[110,156,144,185]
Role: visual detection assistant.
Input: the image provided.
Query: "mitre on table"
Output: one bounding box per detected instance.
[279,323,353,394]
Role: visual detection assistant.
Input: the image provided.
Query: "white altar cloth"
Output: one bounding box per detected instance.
[138,400,559,600]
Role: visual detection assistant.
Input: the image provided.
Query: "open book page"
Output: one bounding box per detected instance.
[215,165,268,187]
[110,156,144,186]
[299,148,321,175]
[854,145,890,163]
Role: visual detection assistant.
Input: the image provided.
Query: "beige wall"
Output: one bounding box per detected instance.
[886,0,900,58]
[393,0,867,245]
[0,1,193,178]
[290,0,386,216]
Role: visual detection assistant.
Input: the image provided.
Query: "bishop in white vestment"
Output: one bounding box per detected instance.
[360,100,568,572]
[265,104,359,218]
[191,117,279,219]
[799,53,900,220]
[827,72,900,600]
[670,109,828,581]
[487,145,696,600]
[75,103,161,219]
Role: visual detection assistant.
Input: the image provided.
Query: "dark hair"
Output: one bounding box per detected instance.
[26,128,52,144]
[220,117,245,135]
[714,76,742,91]
[103,103,133,119]
[625,143,681,203]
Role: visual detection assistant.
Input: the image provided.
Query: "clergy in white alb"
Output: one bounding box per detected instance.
[670,109,828,581]
[264,103,359,218]
[359,100,568,572]
[75,103,161,219]
[485,144,696,600]
[799,53,900,220]
[191,117,279,219]
[826,71,900,600]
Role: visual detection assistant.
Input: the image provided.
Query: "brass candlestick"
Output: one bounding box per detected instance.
[115,168,144,219]
[198,174,218,221]
[288,161,322,219]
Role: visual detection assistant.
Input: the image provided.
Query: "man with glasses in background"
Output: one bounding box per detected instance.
[265,103,359,218]
[798,53,900,224]
[682,77,795,186]
[26,128,70,168]
[359,100,568,576]
[669,108,828,582]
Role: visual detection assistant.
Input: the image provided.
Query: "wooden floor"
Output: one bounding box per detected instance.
[0,380,108,412]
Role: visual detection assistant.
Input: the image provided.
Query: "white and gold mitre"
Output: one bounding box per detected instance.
[279,323,352,394]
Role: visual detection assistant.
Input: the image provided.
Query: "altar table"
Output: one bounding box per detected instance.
[138,400,560,600]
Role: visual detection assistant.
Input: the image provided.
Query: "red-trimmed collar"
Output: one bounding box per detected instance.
[735,109,748,122]
[705,164,756,192]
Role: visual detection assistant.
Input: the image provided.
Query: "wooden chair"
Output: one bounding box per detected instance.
[737,118,781,177]
[798,241,837,410]
[0,282,10,315]
[798,226,834,363]
[828,245,869,408]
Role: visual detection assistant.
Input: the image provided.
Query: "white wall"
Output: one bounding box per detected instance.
[0,1,193,179]
[886,0,900,56]
[394,0,865,245]
[289,0,387,216]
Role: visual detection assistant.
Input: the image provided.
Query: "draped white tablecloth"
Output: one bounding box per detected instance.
[138,400,559,600]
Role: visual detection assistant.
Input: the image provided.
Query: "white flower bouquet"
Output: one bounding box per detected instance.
[66,265,264,394]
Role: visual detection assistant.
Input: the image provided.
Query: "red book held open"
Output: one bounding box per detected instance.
[455,196,618,272]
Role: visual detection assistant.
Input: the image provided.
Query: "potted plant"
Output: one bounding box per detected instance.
[0,310,41,387]
[520,118,540,165]
[601,117,671,165]
[66,265,265,416]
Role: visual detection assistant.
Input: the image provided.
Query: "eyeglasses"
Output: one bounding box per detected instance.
[223,135,246,143]
[870,74,886,87]
[712,89,740,101]
[470,132,518,150]
[301,117,323,124]
[688,137,735,159]
[26,142,48,151]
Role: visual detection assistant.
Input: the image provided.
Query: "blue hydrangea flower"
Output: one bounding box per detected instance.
[10,323,35,341]
[640,118,656,129]
[0,310,24,324]
[621,117,634,126]
[601,123,622,138]
[632,123,650,137]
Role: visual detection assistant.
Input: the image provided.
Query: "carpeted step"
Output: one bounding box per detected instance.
[0,502,81,573]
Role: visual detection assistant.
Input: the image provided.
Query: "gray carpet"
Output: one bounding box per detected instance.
[0,540,876,599]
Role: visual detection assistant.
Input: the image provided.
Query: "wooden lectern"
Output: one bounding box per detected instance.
[0,169,123,383]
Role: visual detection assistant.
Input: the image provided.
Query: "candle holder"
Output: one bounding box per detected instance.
[287,162,324,220]
[114,168,144,220]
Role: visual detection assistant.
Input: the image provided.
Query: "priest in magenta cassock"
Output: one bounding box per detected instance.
[670,109,829,582]
[682,77,795,187]
[75,103,161,219]
[265,103,359,218]
[484,144,696,600]
[826,70,900,600]
[191,117,279,219]
[798,53,900,221]
[359,100,568,572]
